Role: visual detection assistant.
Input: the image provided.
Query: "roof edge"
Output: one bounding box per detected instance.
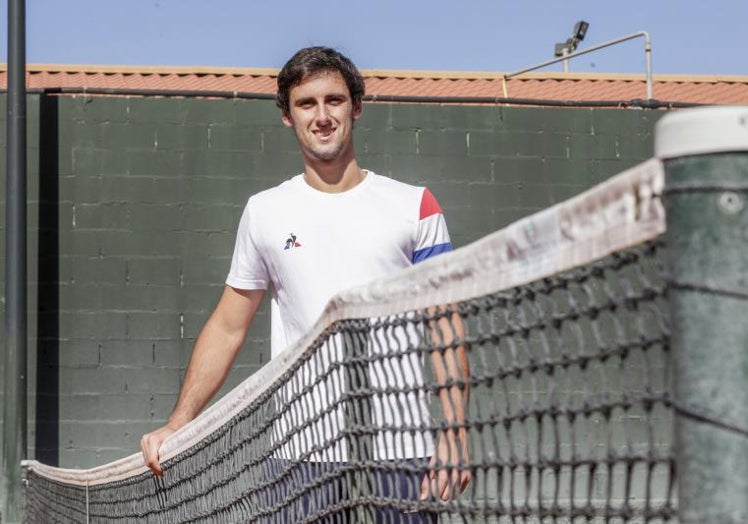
[1,63,747,84]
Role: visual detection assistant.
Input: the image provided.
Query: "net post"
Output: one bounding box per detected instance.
[656,106,748,524]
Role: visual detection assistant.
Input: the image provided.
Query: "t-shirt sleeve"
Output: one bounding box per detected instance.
[412,188,453,264]
[226,200,270,290]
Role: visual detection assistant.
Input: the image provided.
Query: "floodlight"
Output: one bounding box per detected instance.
[573,21,589,42]
[554,20,590,65]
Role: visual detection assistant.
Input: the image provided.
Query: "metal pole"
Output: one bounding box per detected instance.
[505,31,654,100]
[656,106,748,524]
[2,0,28,522]
[645,36,653,100]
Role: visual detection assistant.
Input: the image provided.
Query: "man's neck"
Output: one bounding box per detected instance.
[303,157,366,193]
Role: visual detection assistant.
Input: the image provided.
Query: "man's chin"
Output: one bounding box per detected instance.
[310,146,344,162]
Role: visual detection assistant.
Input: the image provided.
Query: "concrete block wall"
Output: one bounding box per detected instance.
[0,94,663,470]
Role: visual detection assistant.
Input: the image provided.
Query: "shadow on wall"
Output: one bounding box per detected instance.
[35,94,59,465]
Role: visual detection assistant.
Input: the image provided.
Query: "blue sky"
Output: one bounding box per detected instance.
[2,0,747,76]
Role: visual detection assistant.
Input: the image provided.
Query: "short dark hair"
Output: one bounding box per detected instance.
[276,46,365,115]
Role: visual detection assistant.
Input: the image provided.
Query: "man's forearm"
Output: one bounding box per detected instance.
[166,286,263,430]
[429,305,470,425]
[166,321,246,429]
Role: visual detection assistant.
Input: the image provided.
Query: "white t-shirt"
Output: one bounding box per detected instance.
[226,171,452,460]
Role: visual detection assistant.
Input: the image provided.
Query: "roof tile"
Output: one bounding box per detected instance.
[2,64,747,106]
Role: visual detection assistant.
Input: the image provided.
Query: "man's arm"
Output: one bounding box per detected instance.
[420,304,471,501]
[140,285,264,476]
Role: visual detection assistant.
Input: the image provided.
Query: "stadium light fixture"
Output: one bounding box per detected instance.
[554,20,589,71]
[506,26,654,100]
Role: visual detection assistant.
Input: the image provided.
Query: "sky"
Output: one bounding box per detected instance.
[1,0,747,76]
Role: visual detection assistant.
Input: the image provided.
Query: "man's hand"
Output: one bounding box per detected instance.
[421,304,471,501]
[420,428,471,501]
[140,425,177,477]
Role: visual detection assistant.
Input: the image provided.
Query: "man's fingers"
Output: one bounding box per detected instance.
[420,472,431,501]
[460,470,472,493]
[140,434,165,477]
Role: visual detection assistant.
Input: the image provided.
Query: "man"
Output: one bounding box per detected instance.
[141,46,470,521]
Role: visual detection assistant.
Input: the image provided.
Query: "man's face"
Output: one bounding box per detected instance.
[282,70,361,163]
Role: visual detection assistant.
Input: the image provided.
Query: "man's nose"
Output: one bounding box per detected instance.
[315,104,331,124]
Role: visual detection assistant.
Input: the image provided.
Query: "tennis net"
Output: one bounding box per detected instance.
[22,158,673,523]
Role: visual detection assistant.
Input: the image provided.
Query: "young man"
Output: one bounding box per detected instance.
[141,46,470,521]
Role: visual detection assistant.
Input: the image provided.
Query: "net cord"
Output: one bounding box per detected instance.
[669,398,748,439]
[21,157,666,488]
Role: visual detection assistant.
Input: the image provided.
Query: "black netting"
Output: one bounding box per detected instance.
[24,240,675,523]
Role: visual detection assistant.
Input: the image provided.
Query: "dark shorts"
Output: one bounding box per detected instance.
[252,458,438,523]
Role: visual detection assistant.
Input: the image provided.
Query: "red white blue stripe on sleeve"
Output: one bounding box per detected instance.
[412,189,453,264]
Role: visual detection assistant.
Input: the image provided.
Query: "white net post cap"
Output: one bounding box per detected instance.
[655,105,748,159]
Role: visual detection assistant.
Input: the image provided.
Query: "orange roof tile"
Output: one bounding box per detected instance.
[1,64,747,107]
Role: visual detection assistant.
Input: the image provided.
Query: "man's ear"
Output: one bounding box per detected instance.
[352,101,363,121]
[281,111,293,127]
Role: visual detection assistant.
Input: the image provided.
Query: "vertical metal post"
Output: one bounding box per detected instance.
[2,0,28,522]
[644,35,653,100]
[656,106,748,524]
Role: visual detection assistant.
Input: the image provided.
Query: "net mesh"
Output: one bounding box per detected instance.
[22,159,675,523]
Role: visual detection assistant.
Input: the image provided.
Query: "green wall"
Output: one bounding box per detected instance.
[0,94,663,470]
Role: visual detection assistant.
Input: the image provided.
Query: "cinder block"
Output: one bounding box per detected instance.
[90,97,130,124]
[126,311,182,340]
[59,282,103,311]
[72,147,106,176]
[127,203,184,232]
[152,340,191,367]
[233,99,284,127]
[177,230,237,257]
[356,128,386,156]
[390,104,443,130]
[260,126,302,154]
[438,156,493,184]
[182,203,239,232]
[181,254,231,285]
[54,339,100,368]
[58,310,128,341]
[417,130,468,157]
[438,105,498,133]
[469,182,522,212]
[424,181,471,210]
[355,154,389,176]
[384,130,419,155]
[208,124,263,152]
[389,154,447,186]
[183,99,235,125]
[104,123,158,150]
[101,283,180,311]
[126,258,182,287]
[128,98,185,125]
[69,255,128,284]
[74,202,129,231]
[128,150,183,177]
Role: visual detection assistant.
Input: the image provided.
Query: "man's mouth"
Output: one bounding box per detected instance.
[314,128,336,141]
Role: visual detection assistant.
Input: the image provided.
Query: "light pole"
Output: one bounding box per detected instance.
[2,0,28,522]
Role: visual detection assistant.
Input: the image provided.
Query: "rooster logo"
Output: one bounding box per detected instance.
[284,233,301,250]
